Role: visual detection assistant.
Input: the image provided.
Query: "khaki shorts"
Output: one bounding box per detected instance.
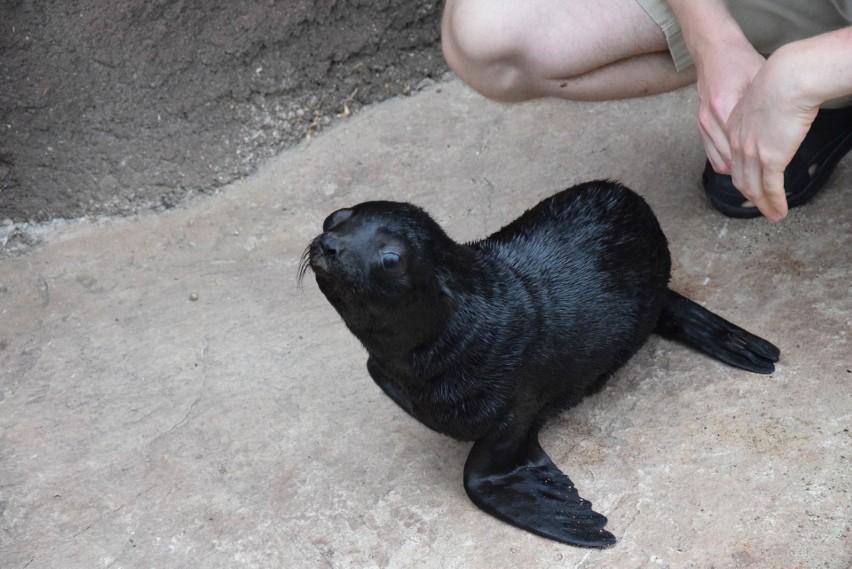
[636,0,852,72]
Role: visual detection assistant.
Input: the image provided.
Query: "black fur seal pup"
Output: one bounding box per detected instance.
[300,180,780,548]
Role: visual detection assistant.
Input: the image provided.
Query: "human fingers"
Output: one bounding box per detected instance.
[730,145,786,222]
[729,144,765,213]
[698,117,732,173]
[761,168,788,222]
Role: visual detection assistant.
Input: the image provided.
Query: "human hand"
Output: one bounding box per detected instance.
[667,0,766,173]
[693,37,766,175]
[670,3,850,222]
[724,52,819,222]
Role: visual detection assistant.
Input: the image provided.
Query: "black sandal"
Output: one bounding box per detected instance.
[703,106,852,218]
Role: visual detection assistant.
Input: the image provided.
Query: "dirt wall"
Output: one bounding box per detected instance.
[0,0,446,222]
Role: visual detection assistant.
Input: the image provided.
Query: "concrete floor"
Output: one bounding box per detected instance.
[1,79,850,569]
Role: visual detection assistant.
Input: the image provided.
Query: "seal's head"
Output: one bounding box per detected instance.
[301,201,458,350]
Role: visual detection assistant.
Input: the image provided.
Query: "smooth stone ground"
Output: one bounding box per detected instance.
[1,79,850,569]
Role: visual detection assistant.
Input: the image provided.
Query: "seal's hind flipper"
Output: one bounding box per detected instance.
[656,289,780,374]
[463,436,616,548]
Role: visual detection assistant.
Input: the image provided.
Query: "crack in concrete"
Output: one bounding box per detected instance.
[36,275,49,307]
[144,338,210,457]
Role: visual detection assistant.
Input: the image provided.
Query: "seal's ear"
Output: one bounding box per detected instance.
[323,208,353,232]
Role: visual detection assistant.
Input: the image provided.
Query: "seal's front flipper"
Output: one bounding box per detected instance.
[463,435,616,548]
[656,289,781,374]
[366,357,414,416]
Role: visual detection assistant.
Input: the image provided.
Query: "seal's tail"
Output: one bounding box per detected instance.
[655,289,780,374]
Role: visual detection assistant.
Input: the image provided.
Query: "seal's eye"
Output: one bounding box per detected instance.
[381,251,404,273]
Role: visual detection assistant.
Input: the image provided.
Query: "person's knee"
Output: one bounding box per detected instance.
[441,0,531,102]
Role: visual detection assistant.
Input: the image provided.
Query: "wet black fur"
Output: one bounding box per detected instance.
[303,181,780,548]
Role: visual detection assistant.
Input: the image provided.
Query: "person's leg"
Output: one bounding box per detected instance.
[441,0,696,103]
